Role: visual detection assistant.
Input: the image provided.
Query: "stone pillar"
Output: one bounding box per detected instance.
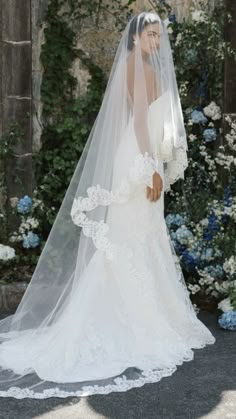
[223,0,236,115]
[31,0,49,155]
[0,0,32,229]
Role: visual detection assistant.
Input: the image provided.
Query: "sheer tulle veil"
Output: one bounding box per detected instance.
[0,11,191,398]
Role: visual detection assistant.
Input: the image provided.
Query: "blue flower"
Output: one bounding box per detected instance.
[165,213,186,228]
[203,211,219,240]
[182,250,200,271]
[204,265,224,280]
[176,225,193,245]
[168,14,176,23]
[173,241,186,254]
[22,231,40,249]
[200,247,214,262]
[203,128,217,143]
[191,110,208,124]
[17,195,32,214]
[218,311,236,331]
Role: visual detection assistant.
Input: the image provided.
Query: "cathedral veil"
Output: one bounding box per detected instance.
[0,11,193,399]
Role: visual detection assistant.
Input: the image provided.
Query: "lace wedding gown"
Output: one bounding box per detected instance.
[0,92,216,399]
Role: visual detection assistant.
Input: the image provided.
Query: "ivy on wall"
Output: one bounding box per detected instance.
[34,0,107,233]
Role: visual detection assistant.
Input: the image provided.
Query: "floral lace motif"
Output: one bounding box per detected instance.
[71,152,159,260]
[164,147,188,192]
[70,151,187,258]
[0,332,215,400]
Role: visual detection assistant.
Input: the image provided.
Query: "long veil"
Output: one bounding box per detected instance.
[0,11,192,398]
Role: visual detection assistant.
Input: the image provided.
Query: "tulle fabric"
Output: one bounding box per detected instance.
[0,12,215,398]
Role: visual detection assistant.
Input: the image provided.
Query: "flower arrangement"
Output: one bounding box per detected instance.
[9,195,41,249]
[0,191,47,282]
[160,0,236,324]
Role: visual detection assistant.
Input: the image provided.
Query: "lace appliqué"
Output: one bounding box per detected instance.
[163,147,188,193]
[71,152,159,260]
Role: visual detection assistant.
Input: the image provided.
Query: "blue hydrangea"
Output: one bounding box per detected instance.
[165,213,186,228]
[200,247,214,262]
[203,128,217,143]
[170,231,177,241]
[191,110,208,124]
[22,231,40,249]
[203,211,219,241]
[218,311,236,331]
[17,195,32,214]
[176,225,193,245]
[173,240,186,254]
[182,250,200,271]
[204,264,224,280]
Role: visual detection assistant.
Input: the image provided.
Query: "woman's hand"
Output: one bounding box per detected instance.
[146,171,163,202]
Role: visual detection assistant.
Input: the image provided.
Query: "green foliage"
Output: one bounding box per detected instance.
[34,0,106,233]
[0,122,24,159]
[170,3,235,108]
[56,0,135,30]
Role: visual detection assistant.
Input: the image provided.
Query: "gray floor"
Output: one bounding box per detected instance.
[0,311,235,419]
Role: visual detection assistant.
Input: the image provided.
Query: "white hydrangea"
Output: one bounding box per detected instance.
[0,244,16,261]
[191,10,207,23]
[203,101,221,120]
[218,297,233,312]
[19,217,39,234]
[223,256,236,276]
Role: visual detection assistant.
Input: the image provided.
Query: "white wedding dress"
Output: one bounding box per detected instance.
[0,92,216,399]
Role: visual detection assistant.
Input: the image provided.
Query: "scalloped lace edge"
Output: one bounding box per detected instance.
[70,151,187,259]
[70,152,159,260]
[0,337,215,399]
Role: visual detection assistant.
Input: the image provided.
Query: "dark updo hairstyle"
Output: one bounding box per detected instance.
[127,13,159,51]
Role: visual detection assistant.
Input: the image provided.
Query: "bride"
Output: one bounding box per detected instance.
[0,11,215,399]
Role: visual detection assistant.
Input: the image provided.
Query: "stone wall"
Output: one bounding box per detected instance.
[0,0,32,227]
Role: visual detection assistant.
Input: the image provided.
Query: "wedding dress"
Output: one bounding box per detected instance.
[0,12,216,399]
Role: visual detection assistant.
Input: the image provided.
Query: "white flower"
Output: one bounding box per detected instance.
[175,33,182,46]
[9,234,22,243]
[218,297,233,312]
[18,217,39,234]
[0,244,16,260]
[191,10,207,22]
[188,134,197,142]
[203,101,221,120]
[188,284,201,294]
[223,256,236,276]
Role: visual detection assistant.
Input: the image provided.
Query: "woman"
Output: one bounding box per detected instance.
[0,11,215,399]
